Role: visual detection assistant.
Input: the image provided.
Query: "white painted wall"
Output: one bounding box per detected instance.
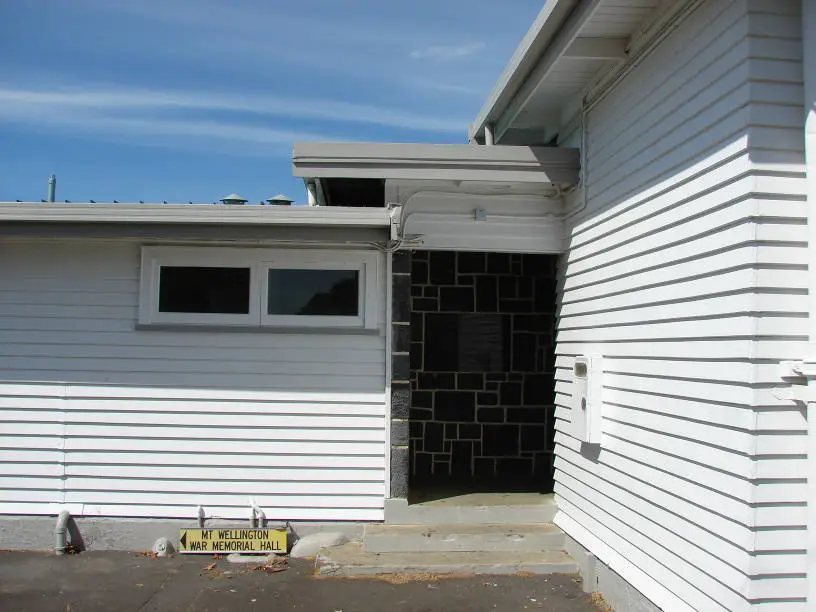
[386,181,566,254]
[800,0,816,605]
[554,0,809,609]
[0,239,387,521]
[401,192,564,253]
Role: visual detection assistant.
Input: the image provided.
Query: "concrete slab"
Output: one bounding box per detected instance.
[566,534,661,612]
[385,493,557,525]
[364,522,566,553]
[412,493,554,507]
[0,550,600,612]
[290,531,347,558]
[0,516,364,552]
[316,542,579,577]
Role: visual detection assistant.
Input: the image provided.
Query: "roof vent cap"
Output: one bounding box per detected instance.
[220,193,248,205]
[264,194,293,206]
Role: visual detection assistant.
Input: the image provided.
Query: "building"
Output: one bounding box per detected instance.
[0,0,813,610]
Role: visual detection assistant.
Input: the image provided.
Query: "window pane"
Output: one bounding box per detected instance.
[267,269,359,316]
[159,266,251,314]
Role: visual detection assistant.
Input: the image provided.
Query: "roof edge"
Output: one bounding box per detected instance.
[292,142,580,186]
[468,0,580,142]
[0,203,391,228]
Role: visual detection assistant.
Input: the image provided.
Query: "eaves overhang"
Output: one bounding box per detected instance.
[293,142,579,187]
[469,0,659,145]
[470,0,581,143]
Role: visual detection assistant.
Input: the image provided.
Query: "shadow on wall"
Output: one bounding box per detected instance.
[580,443,601,462]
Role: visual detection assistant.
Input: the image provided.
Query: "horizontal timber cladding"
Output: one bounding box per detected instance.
[554,1,808,611]
[0,239,387,521]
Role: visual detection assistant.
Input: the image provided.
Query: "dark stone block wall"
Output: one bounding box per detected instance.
[408,251,557,490]
[390,251,412,499]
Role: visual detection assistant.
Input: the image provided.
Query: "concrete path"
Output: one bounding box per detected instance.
[317,542,578,576]
[0,551,604,611]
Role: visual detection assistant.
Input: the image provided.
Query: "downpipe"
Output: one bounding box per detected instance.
[54,510,70,555]
[250,501,266,528]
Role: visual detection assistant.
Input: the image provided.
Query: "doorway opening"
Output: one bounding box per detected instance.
[407,250,557,502]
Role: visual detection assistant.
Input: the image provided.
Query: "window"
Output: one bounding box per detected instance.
[267,269,359,316]
[159,266,251,314]
[263,264,366,328]
[139,247,379,330]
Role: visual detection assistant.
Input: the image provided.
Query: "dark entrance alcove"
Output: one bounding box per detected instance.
[407,250,557,496]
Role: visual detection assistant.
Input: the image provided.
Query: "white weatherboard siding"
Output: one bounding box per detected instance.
[0,239,387,521]
[554,1,808,610]
[804,0,816,605]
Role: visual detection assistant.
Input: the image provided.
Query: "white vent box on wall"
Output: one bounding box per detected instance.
[571,355,603,444]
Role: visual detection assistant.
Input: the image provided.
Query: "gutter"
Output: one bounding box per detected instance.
[0,203,391,229]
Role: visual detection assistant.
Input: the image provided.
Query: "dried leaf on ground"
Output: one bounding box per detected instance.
[136,551,159,559]
[589,592,613,612]
[203,562,217,571]
[325,572,470,584]
[253,557,288,573]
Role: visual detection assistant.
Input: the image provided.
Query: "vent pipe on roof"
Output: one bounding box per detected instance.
[265,194,293,206]
[220,193,248,205]
[47,175,56,202]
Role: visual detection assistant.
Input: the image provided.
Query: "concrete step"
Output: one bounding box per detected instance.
[385,493,557,525]
[316,542,578,577]
[363,523,565,553]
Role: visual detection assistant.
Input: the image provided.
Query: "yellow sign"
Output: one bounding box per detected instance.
[178,528,287,554]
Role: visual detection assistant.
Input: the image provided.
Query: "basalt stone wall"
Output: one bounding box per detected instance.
[408,250,558,490]
[390,251,412,499]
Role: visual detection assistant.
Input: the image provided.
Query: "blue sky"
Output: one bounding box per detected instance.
[1,0,541,204]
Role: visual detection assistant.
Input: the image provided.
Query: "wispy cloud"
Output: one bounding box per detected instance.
[0,0,543,201]
[0,83,468,156]
[410,42,486,61]
[0,85,466,134]
[404,77,483,96]
[69,0,457,85]
[0,106,332,157]
[16,0,512,111]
